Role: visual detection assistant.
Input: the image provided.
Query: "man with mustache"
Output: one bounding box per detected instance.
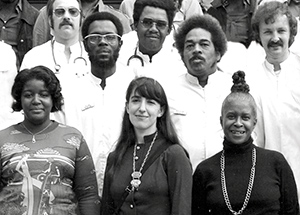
[248,1,300,205]
[32,0,132,47]
[118,0,186,82]
[165,14,232,171]
[21,0,90,80]
[60,11,135,196]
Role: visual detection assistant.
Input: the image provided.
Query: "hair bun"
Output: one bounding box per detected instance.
[231,70,250,93]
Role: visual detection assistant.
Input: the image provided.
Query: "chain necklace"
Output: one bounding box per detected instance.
[220,148,256,215]
[22,121,53,143]
[131,132,158,191]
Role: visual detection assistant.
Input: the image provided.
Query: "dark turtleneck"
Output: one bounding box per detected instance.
[223,137,254,154]
[192,138,299,215]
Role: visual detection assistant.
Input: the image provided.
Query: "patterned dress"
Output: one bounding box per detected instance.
[0,121,100,215]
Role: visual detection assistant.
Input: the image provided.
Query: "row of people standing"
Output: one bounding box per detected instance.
[1,0,300,214]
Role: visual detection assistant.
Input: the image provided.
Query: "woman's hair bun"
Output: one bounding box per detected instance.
[231,70,250,93]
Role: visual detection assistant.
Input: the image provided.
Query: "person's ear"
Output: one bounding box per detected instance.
[254,118,257,126]
[158,106,165,118]
[48,15,54,29]
[126,102,129,114]
[83,39,89,52]
[216,51,221,62]
[220,116,223,127]
[119,39,123,48]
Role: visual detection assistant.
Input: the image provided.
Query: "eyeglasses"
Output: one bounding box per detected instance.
[140,18,168,30]
[53,7,81,17]
[84,34,121,45]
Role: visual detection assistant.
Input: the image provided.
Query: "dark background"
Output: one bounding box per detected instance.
[28,0,122,9]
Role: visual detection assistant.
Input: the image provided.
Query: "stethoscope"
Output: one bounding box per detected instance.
[126,24,178,67]
[51,38,87,73]
[127,43,144,67]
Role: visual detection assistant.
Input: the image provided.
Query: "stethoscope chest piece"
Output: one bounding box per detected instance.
[55,64,61,73]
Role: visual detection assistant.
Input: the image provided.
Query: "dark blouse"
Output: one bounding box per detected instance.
[192,138,299,215]
[101,132,193,215]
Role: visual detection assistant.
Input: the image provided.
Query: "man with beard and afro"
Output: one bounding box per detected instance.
[61,11,135,197]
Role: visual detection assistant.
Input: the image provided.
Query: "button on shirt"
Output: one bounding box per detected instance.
[59,62,135,196]
[0,0,21,46]
[21,40,90,79]
[247,52,300,204]
[118,31,186,84]
[167,71,232,171]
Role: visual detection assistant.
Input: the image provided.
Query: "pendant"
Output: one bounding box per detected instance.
[55,64,61,73]
[131,179,141,189]
[32,135,36,143]
[131,171,142,179]
[131,171,142,190]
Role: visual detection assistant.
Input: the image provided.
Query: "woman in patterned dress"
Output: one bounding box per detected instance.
[0,66,100,215]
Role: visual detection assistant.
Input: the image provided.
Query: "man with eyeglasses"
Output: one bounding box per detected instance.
[0,0,39,68]
[32,0,132,47]
[21,0,90,80]
[118,0,186,83]
[60,11,135,196]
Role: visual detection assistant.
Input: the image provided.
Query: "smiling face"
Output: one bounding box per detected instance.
[136,6,170,57]
[126,91,164,136]
[21,79,53,126]
[51,0,81,43]
[84,20,122,70]
[183,28,220,82]
[259,14,290,63]
[221,99,257,144]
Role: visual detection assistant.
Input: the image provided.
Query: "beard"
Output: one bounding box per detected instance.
[89,49,120,69]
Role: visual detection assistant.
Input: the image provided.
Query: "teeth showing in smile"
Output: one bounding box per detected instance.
[231,130,245,134]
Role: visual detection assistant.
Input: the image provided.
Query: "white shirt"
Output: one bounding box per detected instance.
[218,41,247,75]
[166,71,232,171]
[20,39,90,124]
[118,31,186,84]
[0,42,23,130]
[21,39,90,79]
[248,52,300,204]
[59,62,135,195]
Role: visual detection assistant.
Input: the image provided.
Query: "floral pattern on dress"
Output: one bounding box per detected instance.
[66,136,80,150]
[0,143,29,157]
[36,148,60,155]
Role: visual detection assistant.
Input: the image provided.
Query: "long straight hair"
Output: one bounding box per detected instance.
[112,77,180,170]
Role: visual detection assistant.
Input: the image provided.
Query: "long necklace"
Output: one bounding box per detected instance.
[220,148,256,215]
[22,121,53,143]
[131,132,158,191]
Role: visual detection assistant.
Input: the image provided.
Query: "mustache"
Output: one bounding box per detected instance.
[190,54,206,62]
[59,19,73,28]
[145,32,160,38]
[268,40,283,48]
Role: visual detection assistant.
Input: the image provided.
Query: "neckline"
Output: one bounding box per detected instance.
[17,121,58,135]
[223,137,254,154]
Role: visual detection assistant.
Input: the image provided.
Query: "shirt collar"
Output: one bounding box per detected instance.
[264,51,291,76]
[17,0,22,12]
[185,70,219,87]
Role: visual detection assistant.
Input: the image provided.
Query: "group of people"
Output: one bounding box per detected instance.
[1,0,300,214]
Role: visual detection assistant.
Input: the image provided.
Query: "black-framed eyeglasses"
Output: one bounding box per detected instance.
[53,7,81,17]
[140,18,168,30]
[84,34,121,45]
